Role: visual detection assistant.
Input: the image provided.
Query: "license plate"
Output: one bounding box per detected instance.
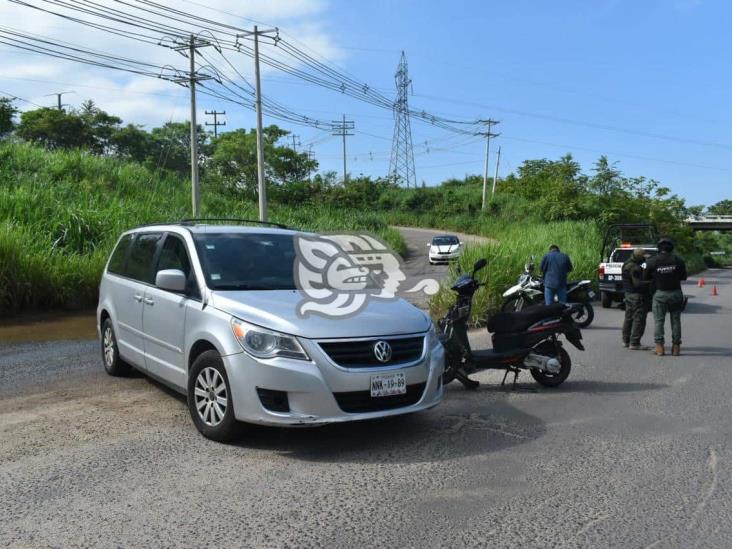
[588,290,596,299]
[370,372,407,397]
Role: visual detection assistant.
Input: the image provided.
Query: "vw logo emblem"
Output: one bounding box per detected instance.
[373,340,392,363]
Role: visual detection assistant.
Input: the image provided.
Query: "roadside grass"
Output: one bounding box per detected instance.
[0,142,404,314]
[426,221,602,326]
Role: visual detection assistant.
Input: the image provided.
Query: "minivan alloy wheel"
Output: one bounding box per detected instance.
[103,327,115,367]
[194,367,228,426]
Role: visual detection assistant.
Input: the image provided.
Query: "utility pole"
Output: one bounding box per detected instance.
[479,119,500,210]
[45,91,74,111]
[204,110,226,138]
[332,114,355,183]
[306,145,314,180]
[290,134,300,152]
[491,146,501,199]
[168,35,216,217]
[235,26,278,222]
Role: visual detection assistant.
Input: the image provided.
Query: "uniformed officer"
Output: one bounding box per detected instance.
[621,248,650,350]
[644,237,688,356]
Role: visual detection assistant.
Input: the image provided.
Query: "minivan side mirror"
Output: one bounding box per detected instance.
[156,269,186,292]
[426,242,432,247]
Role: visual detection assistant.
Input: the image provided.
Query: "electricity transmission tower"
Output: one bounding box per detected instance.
[389,51,416,189]
[479,119,500,210]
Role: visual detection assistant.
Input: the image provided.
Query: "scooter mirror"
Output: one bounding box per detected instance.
[473,258,488,273]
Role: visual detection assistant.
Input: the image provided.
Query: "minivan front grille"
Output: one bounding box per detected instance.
[333,383,426,413]
[318,336,424,368]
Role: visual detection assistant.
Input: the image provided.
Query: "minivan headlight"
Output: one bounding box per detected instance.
[427,321,441,348]
[230,318,310,361]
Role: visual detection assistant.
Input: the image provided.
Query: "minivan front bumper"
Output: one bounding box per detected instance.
[223,335,445,426]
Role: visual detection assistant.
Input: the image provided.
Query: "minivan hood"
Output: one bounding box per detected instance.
[209,290,430,339]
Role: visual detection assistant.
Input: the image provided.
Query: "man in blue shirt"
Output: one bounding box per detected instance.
[540,244,573,305]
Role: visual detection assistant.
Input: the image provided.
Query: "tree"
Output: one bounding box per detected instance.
[79,99,122,154]
[0,97,17,137]
[208,125,317,193]
[110,123,151,163]
[709,199,732,216]
[16,107,92,149]
[147,121,208,175]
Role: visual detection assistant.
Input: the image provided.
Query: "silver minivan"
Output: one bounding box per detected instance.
[97,221,445,441]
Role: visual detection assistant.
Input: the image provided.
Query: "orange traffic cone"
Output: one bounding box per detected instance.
[712,285,719,296]
[698,278,706,288]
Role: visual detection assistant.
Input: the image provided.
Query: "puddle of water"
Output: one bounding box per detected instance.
[0,311,97,343]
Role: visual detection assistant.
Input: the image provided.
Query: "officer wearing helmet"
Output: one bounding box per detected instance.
[643,237,687,356]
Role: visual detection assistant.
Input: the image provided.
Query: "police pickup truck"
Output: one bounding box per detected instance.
[599,244,658,308]
[598,224,658,308]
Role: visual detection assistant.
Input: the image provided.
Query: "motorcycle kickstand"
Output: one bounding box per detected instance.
[456,370,480,390]
[501,366,520,388]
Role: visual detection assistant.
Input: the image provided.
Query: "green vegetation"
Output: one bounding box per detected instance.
[0,141,402,314]
[1,97,727,318]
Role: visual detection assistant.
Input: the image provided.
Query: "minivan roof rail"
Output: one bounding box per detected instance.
[134,218,293,230]
[179,218,292,229]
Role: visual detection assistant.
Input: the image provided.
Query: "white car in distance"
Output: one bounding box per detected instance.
[428,235,462,265]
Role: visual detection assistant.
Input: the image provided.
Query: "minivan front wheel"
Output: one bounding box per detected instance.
[101,318,133,376]
[188,351,239,442]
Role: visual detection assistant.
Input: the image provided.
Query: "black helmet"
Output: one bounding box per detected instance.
[657,237,674,251]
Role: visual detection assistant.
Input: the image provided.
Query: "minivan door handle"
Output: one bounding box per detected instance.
[133,293,143,303]
[143,297,155,306]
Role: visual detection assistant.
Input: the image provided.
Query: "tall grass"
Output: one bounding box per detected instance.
[427,221,602,326]
[0,142,404,315]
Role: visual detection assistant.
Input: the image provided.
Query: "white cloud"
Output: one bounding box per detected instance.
[0,0,341,127]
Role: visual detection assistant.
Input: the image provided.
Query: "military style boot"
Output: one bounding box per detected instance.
[671,344,681,356]
[655,343,665,356]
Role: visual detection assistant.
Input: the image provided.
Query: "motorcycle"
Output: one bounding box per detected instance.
[438,258,585,389]
[501,257,596,328]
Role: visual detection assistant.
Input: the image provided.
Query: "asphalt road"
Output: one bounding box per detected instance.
[2,253,732,545]
[394,226,491,309]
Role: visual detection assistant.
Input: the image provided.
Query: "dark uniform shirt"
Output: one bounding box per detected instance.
[622,257,649,295]
[644,251,687,291]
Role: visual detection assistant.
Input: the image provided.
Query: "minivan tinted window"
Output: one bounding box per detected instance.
[125,233,162,283]
[107,234,132,275]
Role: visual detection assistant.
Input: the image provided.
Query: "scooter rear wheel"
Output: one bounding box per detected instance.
[530,346,571,387]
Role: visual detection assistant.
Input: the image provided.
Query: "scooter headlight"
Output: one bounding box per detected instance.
[231,318,310,361]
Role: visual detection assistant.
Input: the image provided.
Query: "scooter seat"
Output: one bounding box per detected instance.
[487,303,567,334]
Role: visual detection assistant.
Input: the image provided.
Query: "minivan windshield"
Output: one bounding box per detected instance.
[432,236,459,246]
[193,233,297,291]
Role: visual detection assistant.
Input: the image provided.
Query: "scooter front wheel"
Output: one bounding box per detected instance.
[530,347,571,387]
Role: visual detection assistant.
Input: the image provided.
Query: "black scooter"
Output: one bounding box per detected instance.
[439,258,585,389]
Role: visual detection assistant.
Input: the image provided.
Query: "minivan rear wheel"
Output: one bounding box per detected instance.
[188,351,239,442]
[101,318,133,376]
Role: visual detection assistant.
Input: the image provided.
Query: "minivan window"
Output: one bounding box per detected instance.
[107,234,132,275]
[194,233,297,291]
[125,233,163,284]
[157,234,200,298]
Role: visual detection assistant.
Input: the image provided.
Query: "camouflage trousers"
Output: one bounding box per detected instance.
[653,289,683,345]
[622,293,647,346]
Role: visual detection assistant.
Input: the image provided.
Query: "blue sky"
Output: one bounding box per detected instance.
[1,0,729,206]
